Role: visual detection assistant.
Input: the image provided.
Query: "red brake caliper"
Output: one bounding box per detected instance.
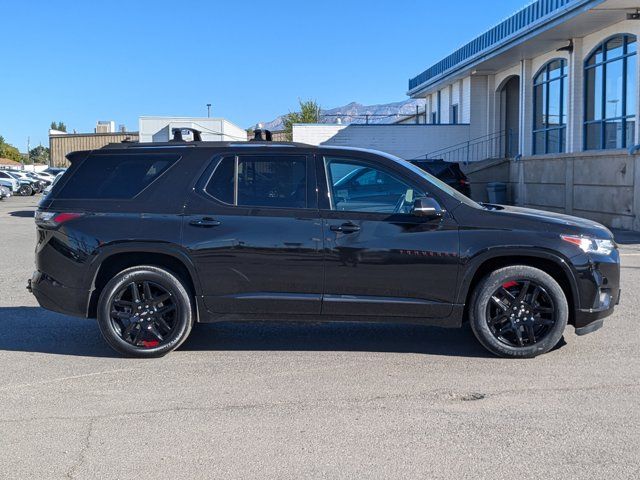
[141,340,159,348]
[502,281,518,289]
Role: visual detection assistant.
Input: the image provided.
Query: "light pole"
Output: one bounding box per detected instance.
[206,104,212,118]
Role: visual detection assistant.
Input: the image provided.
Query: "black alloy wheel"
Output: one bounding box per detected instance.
[97,266,194,357]
[485,280,556,347]
[110,280,178,348]
[470,265,568,358]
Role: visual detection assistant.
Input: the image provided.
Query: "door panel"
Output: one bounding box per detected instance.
[183,153,324,315]
[320,155,460,318]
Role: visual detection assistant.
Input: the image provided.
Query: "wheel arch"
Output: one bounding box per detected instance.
[459,250,579,326]
[87,245,201,318]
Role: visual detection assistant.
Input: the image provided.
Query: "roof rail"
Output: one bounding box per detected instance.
[171,128,202,142]
[251,128,272,141]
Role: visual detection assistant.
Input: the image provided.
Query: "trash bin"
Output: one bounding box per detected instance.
[486,182,507,204]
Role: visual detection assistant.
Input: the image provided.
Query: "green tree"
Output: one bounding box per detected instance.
[29,145,50,164]
[50,121,67,132]
[282,99,321,140]
[0,136,21,162]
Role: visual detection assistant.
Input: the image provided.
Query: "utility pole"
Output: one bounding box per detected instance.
[206,104,212,118]
[24,137,29,170]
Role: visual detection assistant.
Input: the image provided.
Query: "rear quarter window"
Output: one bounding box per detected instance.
[56,153,179,199]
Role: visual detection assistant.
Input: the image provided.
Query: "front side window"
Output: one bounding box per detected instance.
[533,59,567,154]
[584,34,637,150]
[324,157,424,214]
[205,155,308,209]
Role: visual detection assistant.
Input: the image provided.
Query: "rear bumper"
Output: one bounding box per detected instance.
[29,270,90,318]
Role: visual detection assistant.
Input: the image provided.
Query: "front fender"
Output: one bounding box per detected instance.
[455,246,580,311]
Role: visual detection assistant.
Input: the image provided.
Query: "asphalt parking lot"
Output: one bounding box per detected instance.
[0,195,639,479]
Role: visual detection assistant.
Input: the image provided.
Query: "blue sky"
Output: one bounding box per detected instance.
[0,0,526,150]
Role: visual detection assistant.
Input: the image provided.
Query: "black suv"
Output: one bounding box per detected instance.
[30,140,620,358]
[410,159,471,197]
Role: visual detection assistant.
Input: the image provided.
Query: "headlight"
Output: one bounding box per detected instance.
[561,235,615,255]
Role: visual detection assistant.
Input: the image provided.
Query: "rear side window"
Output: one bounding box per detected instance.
[205,155,308,208]
[205,156,235,204]
[56,154,179,199]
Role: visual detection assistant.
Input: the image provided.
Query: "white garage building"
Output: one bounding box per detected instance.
[139,116,247,143]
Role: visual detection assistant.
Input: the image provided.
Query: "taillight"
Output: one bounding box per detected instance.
[34,211,84,228]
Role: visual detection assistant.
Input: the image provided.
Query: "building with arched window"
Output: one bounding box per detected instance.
[406,0,640,230]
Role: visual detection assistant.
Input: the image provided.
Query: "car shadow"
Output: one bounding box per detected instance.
[0,307,116,358]
[8,210,36,218]
[0,306,497,358]
[184,321,494,357]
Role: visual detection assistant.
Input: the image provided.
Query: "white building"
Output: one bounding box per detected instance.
[95,121,116,133]
[408,0,639,159]
[295,0,640,230]
[139,116,247,143]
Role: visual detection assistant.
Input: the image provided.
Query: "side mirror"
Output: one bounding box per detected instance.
[411,197,444,218]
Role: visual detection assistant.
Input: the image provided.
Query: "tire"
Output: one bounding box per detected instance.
[469,265,568,358]
[97,265,194,358]
[18,185,33,196]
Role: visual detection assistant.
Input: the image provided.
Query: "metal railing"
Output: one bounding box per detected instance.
[408,0,580,91]
[419,130,516,164]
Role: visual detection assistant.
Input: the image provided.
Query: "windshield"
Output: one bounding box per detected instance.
[371,150,482,209]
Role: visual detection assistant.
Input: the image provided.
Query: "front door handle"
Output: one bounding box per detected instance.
[330,222,360,234]
[189,217,221,227]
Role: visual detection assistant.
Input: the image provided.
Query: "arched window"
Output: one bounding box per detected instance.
[584,34,637,150]
[533,59,568,154]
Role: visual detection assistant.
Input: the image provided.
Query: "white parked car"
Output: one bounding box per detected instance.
[43,172,65,195]
[0,174,19,195]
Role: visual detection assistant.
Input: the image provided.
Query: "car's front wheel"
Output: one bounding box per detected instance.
[97,266,194,357]
[469,265,568,358]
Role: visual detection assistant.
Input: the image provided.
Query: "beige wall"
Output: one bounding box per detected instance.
[464,151,640,231]
[513,151,639,230]
[49,133,139,167]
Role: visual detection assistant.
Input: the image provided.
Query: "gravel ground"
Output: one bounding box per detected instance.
[0,195,639,479]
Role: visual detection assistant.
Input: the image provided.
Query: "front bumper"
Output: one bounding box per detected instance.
[29,270,90,318]
[572,251,621,335]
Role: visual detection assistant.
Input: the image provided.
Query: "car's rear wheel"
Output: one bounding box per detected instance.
[18,185,33,196]
[469,265,568,358]
[97,266,194,357]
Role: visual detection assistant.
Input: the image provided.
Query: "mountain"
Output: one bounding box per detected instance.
[259,99,427,131]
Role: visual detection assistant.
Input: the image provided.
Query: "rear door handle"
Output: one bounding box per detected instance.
[189,217,221,227]
[330,222,360,234]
